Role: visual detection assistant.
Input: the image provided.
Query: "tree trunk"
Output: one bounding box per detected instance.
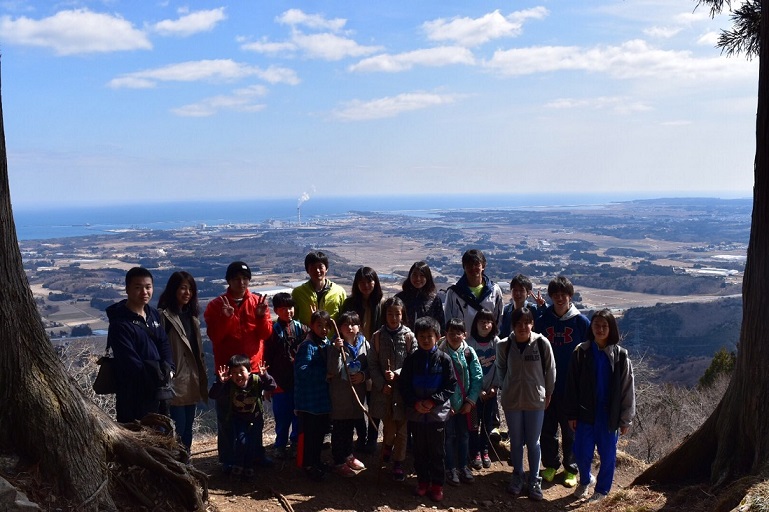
[635,1,769,488]
[0,60,206,510]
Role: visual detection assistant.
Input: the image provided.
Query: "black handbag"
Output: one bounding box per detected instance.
[93,344,117,395]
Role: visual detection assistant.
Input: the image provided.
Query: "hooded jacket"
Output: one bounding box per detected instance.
[496,333,555,411]
[399,346,456,423]
[106,300,174,422]
[438,339,483,412]
[565,341,636,430]
[327,333,370,420]
[443,273,504,333]
[204,288,273,371]
[368,324,415,421]
[534,303,590,397]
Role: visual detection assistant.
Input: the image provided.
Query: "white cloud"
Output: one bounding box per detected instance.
[698,31,720,46]
[545,96,652,114]
[349,46,475,72]
[107,59,300,88]
[152,7,226,37]
[276,8,346,32]
[240,38,297,56]
[485,39,755,81]
[0,9,151,55]
[291,32,382,60]
[331,92,463,121]
[422,7,548,47]
[660,120,692,126]
[172,84,268,117]
[643,26,682,38]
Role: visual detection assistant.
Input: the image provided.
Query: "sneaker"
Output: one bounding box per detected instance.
[528,480,543,501]
[414,481,429,497]
[382,444,393,463]
[336,463,356,477]
[305,466,326,482]
[590,492,607,502]
[470,452,483,470]
[541,467,557,482]
[460,466,474,483]
[507,472,524,495]
[563,471,578,488]
[489,427,502,442]
[242,468,255,480]
[392,462,406,482]
[255,456,274,468]
[346,454,365,471]
[429,484,444,502]
[446,468,460,486]
[274,446,289,459]
[221,464,233,475]
[573,474,596,499]
[482,450,492,468]
[231,465,243,476]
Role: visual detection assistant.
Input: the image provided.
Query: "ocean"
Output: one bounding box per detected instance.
[10,192,692,241]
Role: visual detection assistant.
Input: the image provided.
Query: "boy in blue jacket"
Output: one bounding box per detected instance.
[399,316,456,502]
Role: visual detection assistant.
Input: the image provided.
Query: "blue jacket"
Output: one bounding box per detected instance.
[106,300,174,422]
[399,347,456,423]
[444,273,504,333]
[294,333,331,415]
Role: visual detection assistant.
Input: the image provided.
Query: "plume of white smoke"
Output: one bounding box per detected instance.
[297,192,310,207]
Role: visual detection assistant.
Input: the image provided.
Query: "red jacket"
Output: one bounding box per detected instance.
[204,289,273,371]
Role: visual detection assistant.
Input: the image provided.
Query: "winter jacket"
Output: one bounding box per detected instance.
[106,300,174,422]
[444,273,504,333]
[565,341,636,430]
[263,319,309,392]
[394,289,446,334]
[341,297,385,341]
[368,325,416,421]
[292,279,346,327]
[466,334,499,391]
[534,304,590,397]
[438,339,483,412]
[294,333,331,415]
[208,372,277,422]
[399,347,456,423]
[160,308,208,407]
[204,288,273,371]
[327,333,370,420]
[496,333,555,411]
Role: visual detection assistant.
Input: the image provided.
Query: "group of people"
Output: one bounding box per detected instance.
[106,249,635,504]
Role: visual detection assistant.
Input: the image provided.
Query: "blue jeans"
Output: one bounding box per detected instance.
[231,415,266,469]
[573,411,619,495]
[169,404,197,452]
[271,390,298,449]
[505,409,545,485]
[445,413,470,470]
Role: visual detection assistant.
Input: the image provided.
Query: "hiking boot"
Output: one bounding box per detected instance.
[470,452,483,470]
[573,474,596,499]
[346,454,365,471]
[460,466,474,483]
[529,480,543,501]
[429,484,444,502]
[541,467,557,482]
[414,481,429,497]
[392,462,406,482]
[336,463,356,477]
[482,450,492,468]
[446,468,460,486]
[563,471,578,488]
[590,492,607,502]
[507,472,524,495]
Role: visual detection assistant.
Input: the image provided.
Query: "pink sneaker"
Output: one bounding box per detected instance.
[346,455,365,471]
[335,463,356,477]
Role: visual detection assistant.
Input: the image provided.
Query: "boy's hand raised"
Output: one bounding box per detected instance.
[255,294,269,317]
[217,365,230,382]
[221,296,234,317]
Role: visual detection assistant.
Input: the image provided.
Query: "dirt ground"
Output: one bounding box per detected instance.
[193,431,646,512]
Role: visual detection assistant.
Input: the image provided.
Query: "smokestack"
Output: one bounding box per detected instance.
[297,192,310,226]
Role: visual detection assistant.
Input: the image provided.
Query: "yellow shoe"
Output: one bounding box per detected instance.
[563,471,578,488]
[541,467,557,483]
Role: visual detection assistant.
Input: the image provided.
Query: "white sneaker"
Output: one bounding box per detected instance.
[345,455,365,471]
[590,491,607,502]
[573,474,596,499]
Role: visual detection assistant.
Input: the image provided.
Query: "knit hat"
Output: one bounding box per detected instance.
[225,261,251,281]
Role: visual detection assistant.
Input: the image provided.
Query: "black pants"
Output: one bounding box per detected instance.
[332,418,356,464]
[541,394,578,474]
[411,420,446,485]
[299,412,330,469]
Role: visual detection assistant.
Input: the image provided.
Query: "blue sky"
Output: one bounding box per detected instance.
[0,1,758,208]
